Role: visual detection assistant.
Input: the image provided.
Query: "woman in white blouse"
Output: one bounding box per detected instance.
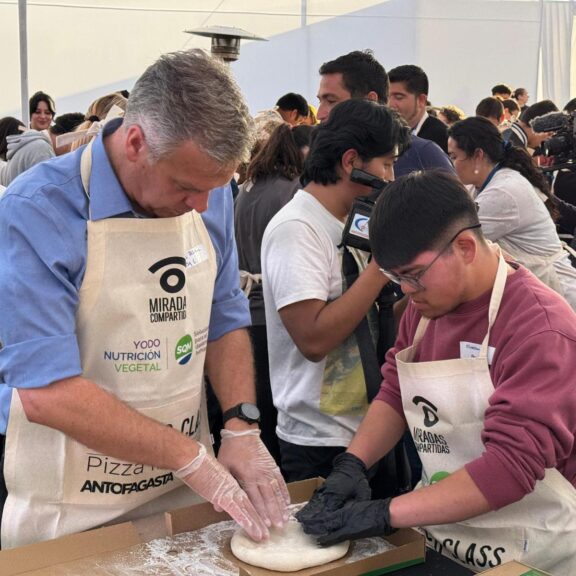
[448,116,576,310]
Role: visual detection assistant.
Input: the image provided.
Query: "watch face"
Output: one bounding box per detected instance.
[242,403,260,420]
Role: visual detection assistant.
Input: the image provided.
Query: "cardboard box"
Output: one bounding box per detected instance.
[167,478,426,576]
[478,560,553,576]
[0,478,425,575]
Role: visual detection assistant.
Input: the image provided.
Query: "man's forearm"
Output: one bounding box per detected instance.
[280,261,389,362]
[347,400,406,467]
[389,468,492,527]
[205,328,256,430]
[18,376,198,471]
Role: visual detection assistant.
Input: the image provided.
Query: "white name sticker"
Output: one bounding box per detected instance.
[185,245,209,268]
[460,341,495,365]
[350,214,370,239]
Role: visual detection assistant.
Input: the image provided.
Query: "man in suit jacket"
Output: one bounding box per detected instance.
[389,65,448,153]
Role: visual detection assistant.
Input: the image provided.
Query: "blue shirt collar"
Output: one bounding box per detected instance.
[86,118,143,221]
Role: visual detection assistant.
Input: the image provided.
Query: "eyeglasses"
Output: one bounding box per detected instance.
[379,224,481,291]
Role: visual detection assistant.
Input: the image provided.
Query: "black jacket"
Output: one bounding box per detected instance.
[417,115,449,153]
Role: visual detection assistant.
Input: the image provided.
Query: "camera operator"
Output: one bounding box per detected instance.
[261,100,409,485]
[530,106,576,244]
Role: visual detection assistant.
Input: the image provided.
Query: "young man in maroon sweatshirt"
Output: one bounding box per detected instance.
[297,171,576,576]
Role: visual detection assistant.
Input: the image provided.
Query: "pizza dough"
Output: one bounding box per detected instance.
[230,520,350,572]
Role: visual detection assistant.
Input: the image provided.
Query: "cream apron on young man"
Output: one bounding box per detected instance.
[397,252,576,575]
[2,143,217,548]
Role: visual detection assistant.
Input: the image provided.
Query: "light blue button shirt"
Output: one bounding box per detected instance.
[0,120,249,433]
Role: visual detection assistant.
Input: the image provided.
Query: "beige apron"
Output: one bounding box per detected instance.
[397,252,576,575]
[496,238,567,297]
[2,143,216,548]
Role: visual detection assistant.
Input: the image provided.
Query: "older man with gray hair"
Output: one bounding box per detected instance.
[0,49,288,549]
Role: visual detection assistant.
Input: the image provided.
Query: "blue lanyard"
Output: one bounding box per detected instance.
[478,164,501,193]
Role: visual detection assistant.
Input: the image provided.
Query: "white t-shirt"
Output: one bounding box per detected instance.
[262,190,367,447]
[475,167,576,310]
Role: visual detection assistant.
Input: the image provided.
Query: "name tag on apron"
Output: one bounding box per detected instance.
[459,341,495,365]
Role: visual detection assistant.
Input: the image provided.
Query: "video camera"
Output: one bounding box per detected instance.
[531,111,576,171]
[341,168,388,252]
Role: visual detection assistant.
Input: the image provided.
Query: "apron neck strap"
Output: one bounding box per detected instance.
[412,247,509,359]
[80,140,95,220]
[80,141,94,200]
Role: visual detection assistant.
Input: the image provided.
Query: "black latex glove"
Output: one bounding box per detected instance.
[302,498,395,547]
[295,452,371,527]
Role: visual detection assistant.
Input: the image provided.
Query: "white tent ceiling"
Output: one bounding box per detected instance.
[1,0,574,121]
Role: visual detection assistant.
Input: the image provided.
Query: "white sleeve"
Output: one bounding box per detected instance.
[262,219,335,311]
[476,182,521,241]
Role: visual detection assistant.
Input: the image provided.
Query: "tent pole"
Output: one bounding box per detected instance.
[19,0,29,126]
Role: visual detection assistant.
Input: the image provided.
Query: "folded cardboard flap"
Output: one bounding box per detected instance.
[0,522,142,576]
[478,560,553,575]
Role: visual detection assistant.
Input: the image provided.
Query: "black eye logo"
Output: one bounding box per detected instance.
[412,396,439,428]
[149,257,187,294]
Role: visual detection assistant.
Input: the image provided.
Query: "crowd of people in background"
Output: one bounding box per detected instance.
[0,48,575,573]
[2,55,576,459]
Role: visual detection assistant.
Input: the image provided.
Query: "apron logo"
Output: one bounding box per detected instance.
[148,257,188,323]
[413,395,439,427]
[149,257,187,294]
[175,334,193,365]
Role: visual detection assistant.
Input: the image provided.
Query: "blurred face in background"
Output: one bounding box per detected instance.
[30,101,54,131]
[389,82,427,129]
[316,73,352,122]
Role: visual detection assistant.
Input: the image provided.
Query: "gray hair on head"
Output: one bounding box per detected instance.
[123,49,255,165]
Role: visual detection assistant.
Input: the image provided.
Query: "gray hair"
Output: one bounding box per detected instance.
[123,49,254,165]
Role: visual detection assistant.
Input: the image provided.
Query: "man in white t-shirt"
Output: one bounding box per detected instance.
[261,100,410,482]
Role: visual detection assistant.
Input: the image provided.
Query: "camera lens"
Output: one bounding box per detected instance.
[543,135,569,157]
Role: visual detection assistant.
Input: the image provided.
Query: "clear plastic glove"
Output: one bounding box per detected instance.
[296,452,371,527]
[301,498,395,546]
[176,443,269,541]
[218,429,291,529]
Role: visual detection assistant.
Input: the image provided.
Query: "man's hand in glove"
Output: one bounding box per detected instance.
[176,443,269,541]
[217,429,291,530]
[301,498,395,546]
[296,452,371,527]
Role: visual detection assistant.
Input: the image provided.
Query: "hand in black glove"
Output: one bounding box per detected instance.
[295,452,371,527]
[301,498,395,547]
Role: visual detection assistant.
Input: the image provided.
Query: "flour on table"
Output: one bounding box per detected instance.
[52,503,395,574]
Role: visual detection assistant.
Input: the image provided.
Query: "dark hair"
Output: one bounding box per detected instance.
[520,99,558,124]
[491,84,512,97]
[448,116,557,218]
[370,171,481,269]
[245,123,310,182]
[302,99,409,186]
[291,124,314,149]
[319,50,389,104]
[502,99,520,114]
[0,116,25,160]
[118,89,130,99]
[564,98,576,114]
[276,93,309,117]
[475,97,503,122]
[29,91,56,117]
[49,112,85,135]
[439,105,466,124]
[513,87,527,99]
[562,97,576,114]
[388,65,429,96]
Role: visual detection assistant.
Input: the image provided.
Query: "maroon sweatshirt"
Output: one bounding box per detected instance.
[376,266,576,509]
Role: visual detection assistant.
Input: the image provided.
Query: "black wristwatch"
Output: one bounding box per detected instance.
[222,402,261,425]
